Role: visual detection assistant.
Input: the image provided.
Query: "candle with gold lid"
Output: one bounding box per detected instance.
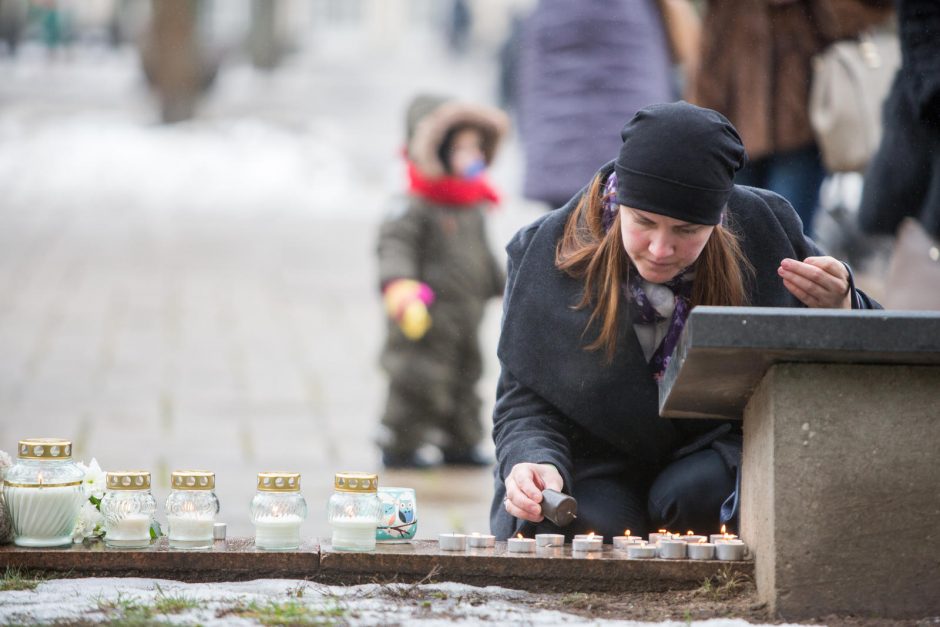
[2,439,85,547]
[250,472,307,551]
[328,472,381,552]
[165,470,218,549]
[101,471,156,548]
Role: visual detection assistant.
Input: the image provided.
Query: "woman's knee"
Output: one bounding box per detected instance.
[647,449,734,532]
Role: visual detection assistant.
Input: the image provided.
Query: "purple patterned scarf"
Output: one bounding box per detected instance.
[603,172,693,381]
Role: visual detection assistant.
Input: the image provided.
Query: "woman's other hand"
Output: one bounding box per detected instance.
[778,256,852,309]
[504,463,564,522]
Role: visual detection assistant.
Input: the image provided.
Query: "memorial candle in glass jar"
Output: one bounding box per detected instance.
[2,439,85,548]
[165,470,219,549]
[328,472,381,552]
[250,472,307,551]
[101,471,156,548]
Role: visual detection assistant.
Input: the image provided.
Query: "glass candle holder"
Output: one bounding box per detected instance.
[165,470,218,549]
[249,472,307,551]
[101,471,156,549]
[2,439,85,547]
[328,472,381,552]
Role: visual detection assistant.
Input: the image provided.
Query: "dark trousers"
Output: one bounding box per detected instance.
[495,449,735,540]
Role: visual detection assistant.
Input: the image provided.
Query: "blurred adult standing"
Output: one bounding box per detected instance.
[859,0,940,239]
[857,0,940,309]
[688,0,893,236]
[516,0,675,210]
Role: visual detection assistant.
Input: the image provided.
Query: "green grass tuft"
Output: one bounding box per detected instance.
[224,599,346,626]
[0,567,44,592]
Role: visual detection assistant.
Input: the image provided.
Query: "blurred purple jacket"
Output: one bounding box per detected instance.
[517,0,674,208]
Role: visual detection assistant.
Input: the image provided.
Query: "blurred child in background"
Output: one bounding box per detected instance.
[376,94,509,469]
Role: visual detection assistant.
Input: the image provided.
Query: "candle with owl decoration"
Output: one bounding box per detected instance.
[375,486,417,542]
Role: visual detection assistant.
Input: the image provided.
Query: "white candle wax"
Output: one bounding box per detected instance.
[331,518,377,551]
[535,533,565,547]
[627,544,658,559]
[658,540,688,559]
[710,533,738,544]
[612,536,644,550]
[105,513,152,547]
[648,531,669,545]
[688,542,716,560]
[681,535,708,544]
[254,515,303,550]
[507,537,536,553]
[438,533,467,551]
[167,515,215,542]
[4,484,85,547]
[467,533,495,549]
[715,539,747,561]
[572,537,602,552]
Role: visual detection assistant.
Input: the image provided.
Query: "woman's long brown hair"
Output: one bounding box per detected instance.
[555,173,753,362]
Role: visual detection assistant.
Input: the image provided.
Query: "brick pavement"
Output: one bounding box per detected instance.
[0,33,544,539]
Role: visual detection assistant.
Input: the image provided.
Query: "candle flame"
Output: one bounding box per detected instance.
[686,530,694,535]
[516,533,523,540]
[587,532,594,539]
[658,529,667,534]
[698,538,707,544]
[624,529,631,537]
[720,524,726,534]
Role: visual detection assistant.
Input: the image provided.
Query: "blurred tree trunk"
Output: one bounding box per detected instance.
[250,0,281,70]
[142,0,203,123]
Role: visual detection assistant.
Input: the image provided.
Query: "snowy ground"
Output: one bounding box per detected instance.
[0,577,816,626]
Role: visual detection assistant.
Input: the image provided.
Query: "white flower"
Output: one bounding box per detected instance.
[0,449,11,482]
[73,500,104,542]
[77,458,105,500]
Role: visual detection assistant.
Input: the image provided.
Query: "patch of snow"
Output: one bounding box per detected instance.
[0,577,822,626]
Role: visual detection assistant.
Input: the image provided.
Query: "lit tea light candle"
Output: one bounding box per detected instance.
[658,539,688,559]
[627,543,658,559]
[709,524,738,544]
[572,533,602,552]
[467,532,495,548]
[573,532,604,542]
[681,531,708,544]
[715,539,747,561]
[612,529,644,550]
[439,533,467,551]
[507,534,536,553]
[648,528,670,544]
[535,533,565,547]
[688,540,715,560]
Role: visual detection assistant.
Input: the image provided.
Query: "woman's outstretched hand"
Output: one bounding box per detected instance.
[504,463,564,523]
[778,256,852,309]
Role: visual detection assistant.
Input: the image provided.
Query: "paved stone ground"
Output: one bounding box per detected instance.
[0,28,544,540]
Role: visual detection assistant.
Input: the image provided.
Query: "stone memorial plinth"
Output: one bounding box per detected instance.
[0,539,750,592]
[660,307,940,620]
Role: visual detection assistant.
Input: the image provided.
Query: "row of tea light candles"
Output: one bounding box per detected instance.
[438,527,748,560]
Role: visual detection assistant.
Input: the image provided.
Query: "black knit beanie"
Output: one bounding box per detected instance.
[615,101,747,225]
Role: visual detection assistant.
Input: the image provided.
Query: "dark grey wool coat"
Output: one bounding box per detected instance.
[490,162,880,539]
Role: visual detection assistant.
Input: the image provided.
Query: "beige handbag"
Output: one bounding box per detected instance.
[884,218,940,310]
[809,28,900,173]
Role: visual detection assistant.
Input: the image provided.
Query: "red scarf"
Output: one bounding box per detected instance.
[406,160,500,207]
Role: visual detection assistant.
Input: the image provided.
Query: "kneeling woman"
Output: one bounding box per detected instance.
[492,102,879,540]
